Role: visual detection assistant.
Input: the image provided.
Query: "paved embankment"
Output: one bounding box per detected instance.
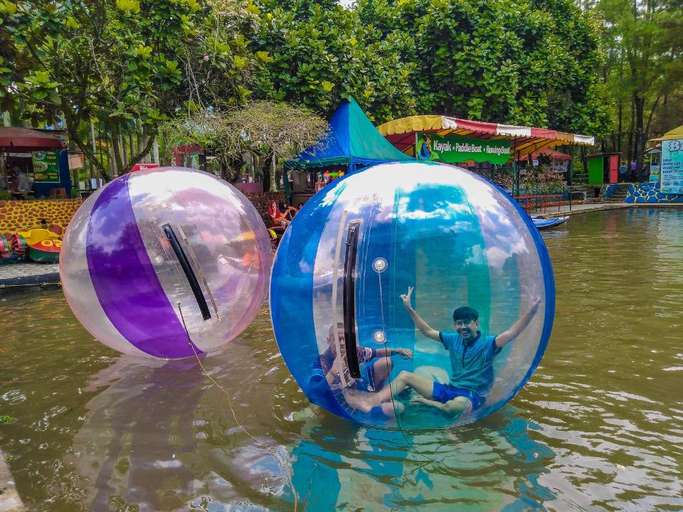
[0,451,24,512]
[530,202,632,217]
[0,263,59,292]
[1,203,679,290]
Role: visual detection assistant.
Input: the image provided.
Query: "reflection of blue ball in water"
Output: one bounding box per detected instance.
[60,167,272,359]
[270,162,554,429]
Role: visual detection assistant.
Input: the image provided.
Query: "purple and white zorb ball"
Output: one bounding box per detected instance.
[60,167,272,359]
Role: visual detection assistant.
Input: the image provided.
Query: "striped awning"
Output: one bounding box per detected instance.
[378,115,594,158]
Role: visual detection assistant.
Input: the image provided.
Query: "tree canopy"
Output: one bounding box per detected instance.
[250,0,416,121]
[356,0,611,135]
[1,0,258,177]
[159,100,327,188]
[597,0,683,170]
[3,0,680,178]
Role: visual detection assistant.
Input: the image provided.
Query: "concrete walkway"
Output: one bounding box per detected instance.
[529,202,632,217]
[0,263,59,291]
[0,451,24,512]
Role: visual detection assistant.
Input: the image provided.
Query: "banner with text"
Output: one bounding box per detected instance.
[32,151,60,183]
[661,139,683,194]
[416,134,512,165]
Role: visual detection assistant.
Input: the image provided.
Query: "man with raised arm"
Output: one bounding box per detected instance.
[351,286,541,417]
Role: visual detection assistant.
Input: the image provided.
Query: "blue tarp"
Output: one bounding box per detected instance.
[288,97,413,172]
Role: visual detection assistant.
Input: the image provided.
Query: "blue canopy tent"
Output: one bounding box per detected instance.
[287,97,413,174]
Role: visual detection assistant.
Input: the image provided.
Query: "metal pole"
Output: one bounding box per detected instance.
[90,119,98,183]
[513,152,520,198]
[568,153,572,213]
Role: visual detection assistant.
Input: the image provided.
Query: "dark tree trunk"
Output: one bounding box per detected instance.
[617,100,623,154]
[627,103,634,176]
[633,93,645,175]
[645,95,662,144]
[60,100,111,181]
[110,124,124,176]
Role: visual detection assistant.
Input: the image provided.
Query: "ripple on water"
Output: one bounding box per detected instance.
[1,208,682,510]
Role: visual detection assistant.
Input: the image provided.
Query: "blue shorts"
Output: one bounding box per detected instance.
[432,382,484,410]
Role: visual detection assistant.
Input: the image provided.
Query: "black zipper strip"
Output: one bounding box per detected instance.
[343,221,361,379]
[162,224,211,321]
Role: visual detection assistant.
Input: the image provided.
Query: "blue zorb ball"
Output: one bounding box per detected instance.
[270,162,555,429]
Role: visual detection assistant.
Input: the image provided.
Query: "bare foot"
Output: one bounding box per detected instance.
[343,389,381,413]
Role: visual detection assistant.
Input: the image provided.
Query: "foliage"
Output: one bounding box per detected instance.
[356,0,611,135]
[0,0,257,178]
[1,0,649,186]
[221,100,327,160]
[596,0,683,170]
[519,169,567,195]
[181,0,261,109]
[250,0,416,122]
[159,101,327,187]
[0,414,15,424]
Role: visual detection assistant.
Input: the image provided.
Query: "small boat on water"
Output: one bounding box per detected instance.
[532,216,569,230]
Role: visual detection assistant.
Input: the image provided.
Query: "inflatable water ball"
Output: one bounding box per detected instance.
[270,162,554,429]
[60,167,271,359]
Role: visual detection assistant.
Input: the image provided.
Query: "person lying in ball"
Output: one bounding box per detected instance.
[312,324,412,418]
[349,286,541,418]
[316,324,413,392]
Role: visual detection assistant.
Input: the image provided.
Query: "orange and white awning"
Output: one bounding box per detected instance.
[378,115,594,158]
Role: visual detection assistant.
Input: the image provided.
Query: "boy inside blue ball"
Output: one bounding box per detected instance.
[311,324,413,419]
[316,324,413,393]
[350,286,541,418]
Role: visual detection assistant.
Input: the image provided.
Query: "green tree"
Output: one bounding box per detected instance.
[250,0,416,122]
[1,0,257,178]
[182,0,262,110]
[159,101,327,189]
[356,0,611,135]
[597,0,683,170]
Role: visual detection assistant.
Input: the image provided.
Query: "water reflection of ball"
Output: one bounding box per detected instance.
[270,162,554,429]
[60,167,271,359]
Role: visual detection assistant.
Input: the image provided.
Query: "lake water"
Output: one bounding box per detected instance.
[1,207,682,511]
